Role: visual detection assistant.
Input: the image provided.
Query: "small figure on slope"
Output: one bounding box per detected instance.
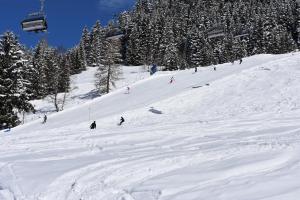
[119,117,125,126]
[90,121,96,129]
[239,58,243,64]
[126,86,130,94]
[213,66,217,71]
[43,114,47,124]
[169,76,175,84]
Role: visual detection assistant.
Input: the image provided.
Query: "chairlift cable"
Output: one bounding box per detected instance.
[40,0,45,14]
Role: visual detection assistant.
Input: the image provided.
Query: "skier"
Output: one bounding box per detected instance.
[150,64,157,75]
[119,117,125,126]
[43,114,47,124]
[169,76,175,84]
[126,86,130,94]
[194,67,197,73]
[213,66,217,71]
[90,121,96,129]
[239,58,243,64]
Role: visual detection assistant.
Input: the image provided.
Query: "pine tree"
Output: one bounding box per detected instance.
[160,20,180,70]
[121,0,299,68]
[80,26,92,66]
[0,32,33,129]
[90,21,105,66]
[31,40,48,98]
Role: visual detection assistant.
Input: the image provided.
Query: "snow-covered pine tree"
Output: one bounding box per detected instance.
[121,0,299,68]
[21,46,35,100]
[44,47,60,95]
[57,54,71,93]
[189,25,203,68]
[68,45,86,75]
[80,26,92,66]
[31,40,48,98]
[78,41,87,70]
[0,31,34,129]
[90,21,105,67]
[159,19,179,70]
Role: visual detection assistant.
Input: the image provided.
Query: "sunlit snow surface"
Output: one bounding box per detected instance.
[1,53,300,200]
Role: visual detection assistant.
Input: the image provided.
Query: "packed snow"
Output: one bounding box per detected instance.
[24,66,150,123]
[1,53,300,200]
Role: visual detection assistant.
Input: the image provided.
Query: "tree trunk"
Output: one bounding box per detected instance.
[54,93,59,112]
[106,64,111,94]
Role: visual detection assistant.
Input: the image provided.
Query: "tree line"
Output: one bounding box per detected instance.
[119,0,299,70]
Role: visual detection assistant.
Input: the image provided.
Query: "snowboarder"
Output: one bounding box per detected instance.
[90,121,96,129]
[213,66,217,71]
[239,58,243,64]
[43,114,47,124]
[169,76,175,84]
[194,67,197,73]
[119,117,125,126]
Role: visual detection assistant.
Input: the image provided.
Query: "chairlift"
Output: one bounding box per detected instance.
[106,27,124,40]
[234,29,249,39]
[21,0,48,33]
[207,25,225,39]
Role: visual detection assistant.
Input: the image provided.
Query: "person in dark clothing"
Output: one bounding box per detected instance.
[213,66,217,71]
[119,117,125,126]
[43,114,47,124]
[169,76,175,84]
[90,121,96,129]
[239,58,243,64]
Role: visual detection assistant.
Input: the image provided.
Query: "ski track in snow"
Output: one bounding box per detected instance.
[1,53,300,199]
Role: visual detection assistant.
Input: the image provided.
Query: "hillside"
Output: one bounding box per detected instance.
[1,53,300,200]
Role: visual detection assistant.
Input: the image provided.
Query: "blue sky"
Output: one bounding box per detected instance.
[0,0,135,48]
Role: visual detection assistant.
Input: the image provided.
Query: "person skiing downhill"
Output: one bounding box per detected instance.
[169,76,175,84]
[119,117,125,126]
[90,121,96,129]
[126,86,130,94]
[43,114,47,124]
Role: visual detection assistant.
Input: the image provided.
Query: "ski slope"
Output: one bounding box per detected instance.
[25,65,149,123]
[1,53,300,200]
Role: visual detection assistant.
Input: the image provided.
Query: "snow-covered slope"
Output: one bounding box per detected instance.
[1,53,300,200]
[25,65,149,123]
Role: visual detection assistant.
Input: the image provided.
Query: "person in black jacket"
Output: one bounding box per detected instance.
[90,121,96,129]
[43,114,47,124]
[119,117,125,126]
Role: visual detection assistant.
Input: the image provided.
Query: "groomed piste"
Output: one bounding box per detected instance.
[1,52,300,200]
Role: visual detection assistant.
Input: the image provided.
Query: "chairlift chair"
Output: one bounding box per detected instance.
[21,14,47,32]
[21,0,48,33]
[234,29,249,39]
[207,25,225,39]
[105,27,124,40]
